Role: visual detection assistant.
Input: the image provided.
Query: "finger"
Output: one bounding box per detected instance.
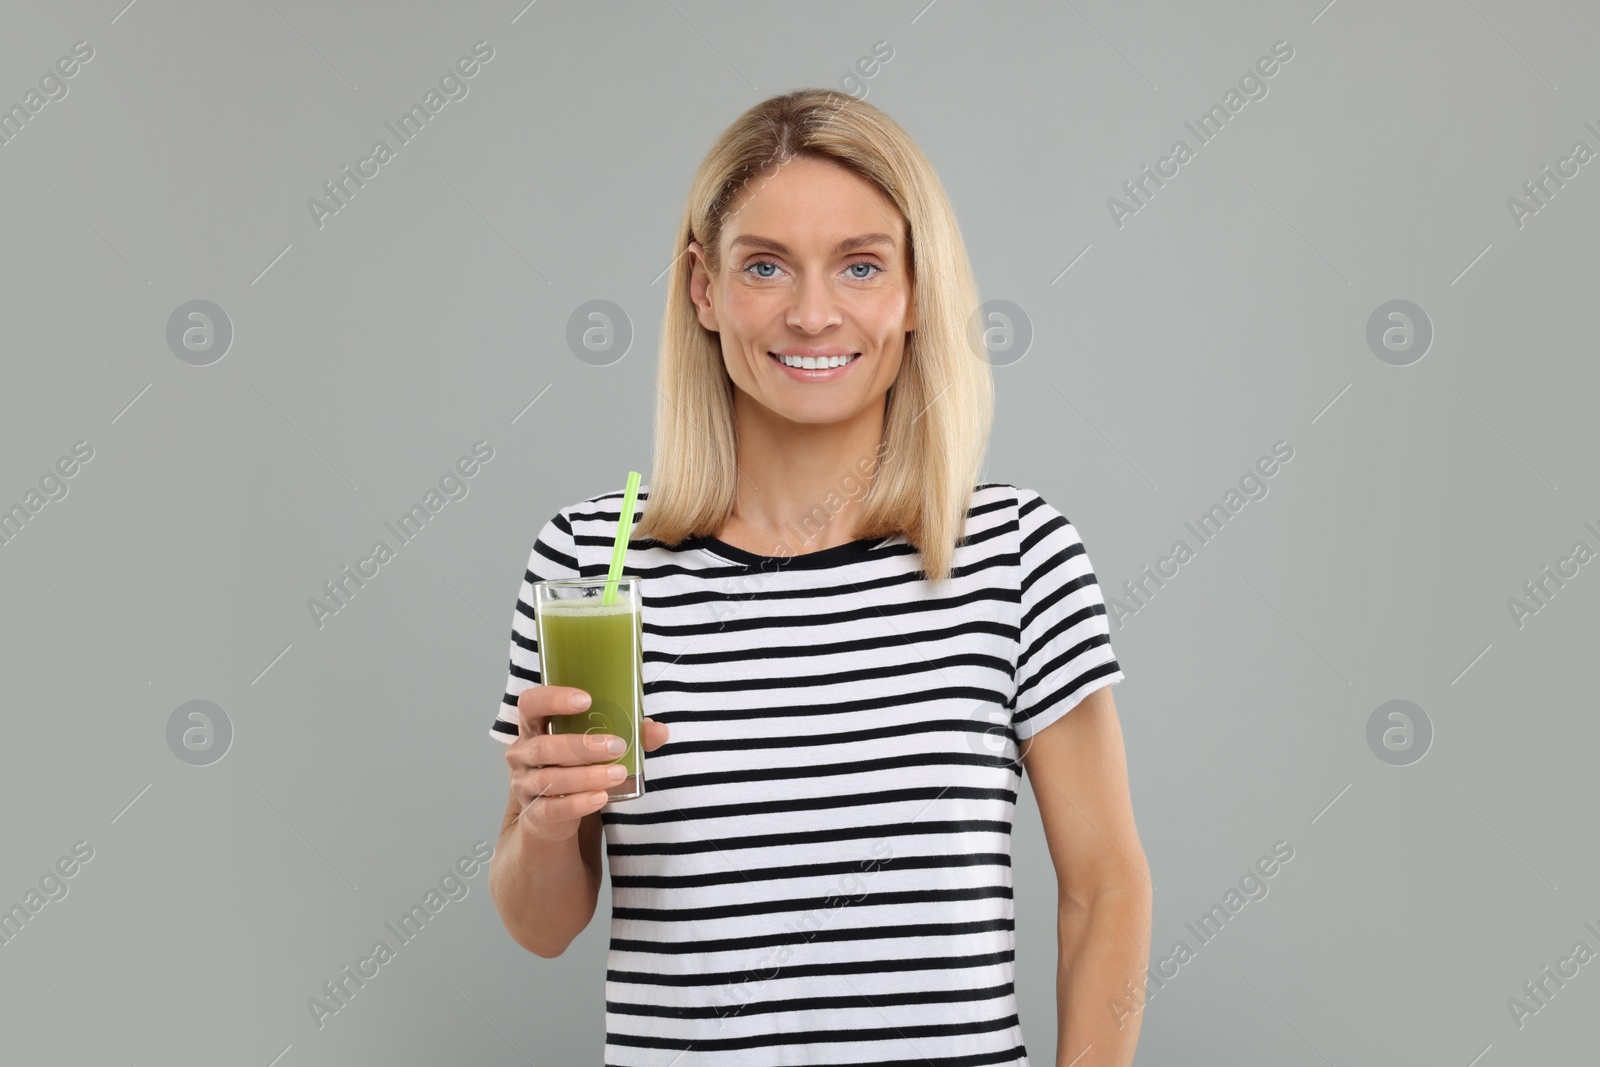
[517,684,592,735]
[518,787,608,832]
[522,760,625,799]
[527,729,630,768]
[641,718,669,752]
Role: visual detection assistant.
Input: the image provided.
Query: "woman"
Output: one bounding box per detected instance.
[489,89,1151,1067]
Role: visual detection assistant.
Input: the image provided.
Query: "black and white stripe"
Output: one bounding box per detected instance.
[493,483,1123,1065]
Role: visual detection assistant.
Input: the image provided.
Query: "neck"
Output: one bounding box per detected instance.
[723,392,886,554]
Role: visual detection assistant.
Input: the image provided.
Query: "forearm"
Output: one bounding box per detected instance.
[488,801,600,957]
[1054,885,1153,1067]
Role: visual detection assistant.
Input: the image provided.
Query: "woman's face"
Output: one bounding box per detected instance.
[688,156,915,428]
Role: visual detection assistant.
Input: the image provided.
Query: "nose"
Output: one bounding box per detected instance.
[785,271,842,334]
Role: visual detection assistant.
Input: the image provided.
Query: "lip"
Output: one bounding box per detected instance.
[773,346,855,358]
[767,350,862,382]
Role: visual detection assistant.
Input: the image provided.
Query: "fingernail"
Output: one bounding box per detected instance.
[607,738,625,754]
[607,765,626,780]
[571,692,591,710]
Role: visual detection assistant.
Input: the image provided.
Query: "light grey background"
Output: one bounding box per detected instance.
[2,0,1596,1064]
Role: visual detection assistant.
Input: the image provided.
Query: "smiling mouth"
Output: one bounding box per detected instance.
[768,351,861,369]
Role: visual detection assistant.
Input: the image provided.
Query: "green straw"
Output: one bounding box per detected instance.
[602,471,641,606]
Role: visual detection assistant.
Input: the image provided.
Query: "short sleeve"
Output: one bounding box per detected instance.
[1010,487,1125,740]
[490,509,582,745]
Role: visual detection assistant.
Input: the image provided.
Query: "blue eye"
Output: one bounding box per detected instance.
[741,259,882,280]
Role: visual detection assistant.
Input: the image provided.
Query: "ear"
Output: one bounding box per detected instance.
[686,240,719,332]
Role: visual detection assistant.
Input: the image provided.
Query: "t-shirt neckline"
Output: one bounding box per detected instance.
[680,531,890,569]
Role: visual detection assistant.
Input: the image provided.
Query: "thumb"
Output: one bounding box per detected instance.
[641,717,669,751]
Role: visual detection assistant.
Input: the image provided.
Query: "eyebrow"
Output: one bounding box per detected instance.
[728,233,897,256]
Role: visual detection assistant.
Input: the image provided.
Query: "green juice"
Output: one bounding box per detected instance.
[538,600,644,782]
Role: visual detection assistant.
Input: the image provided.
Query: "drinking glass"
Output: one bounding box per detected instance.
[531,576,645,801]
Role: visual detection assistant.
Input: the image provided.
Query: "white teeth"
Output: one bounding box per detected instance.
[774,353,857,369]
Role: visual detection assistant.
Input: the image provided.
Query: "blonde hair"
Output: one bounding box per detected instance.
[632,88,994,585]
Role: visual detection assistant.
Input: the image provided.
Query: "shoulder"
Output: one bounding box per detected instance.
[982,483,1093,569]
[1002,484,1064,520]
[553,482,652,527]
[973,482,1068,528]
[973,481,1024,515]
[540,483,656,558]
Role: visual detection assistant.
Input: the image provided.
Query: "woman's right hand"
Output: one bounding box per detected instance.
[506,685,669,841]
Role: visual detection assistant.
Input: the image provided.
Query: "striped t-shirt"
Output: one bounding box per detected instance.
[491,482,1124,1066]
